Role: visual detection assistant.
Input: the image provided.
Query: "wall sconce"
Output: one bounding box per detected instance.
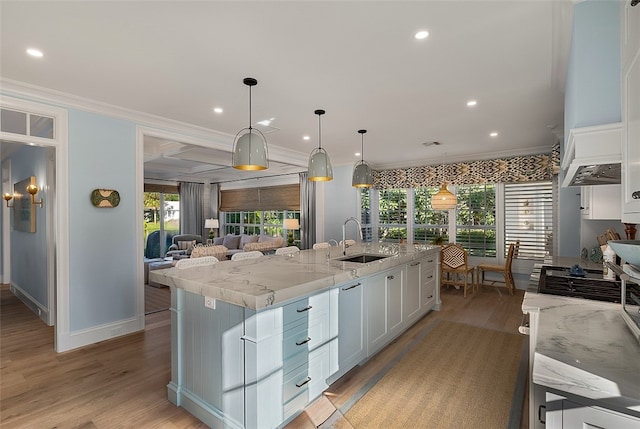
[3,193,14,208]
[26,184,43,207]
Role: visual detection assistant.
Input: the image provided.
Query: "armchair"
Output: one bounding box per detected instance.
[166,234,204,259]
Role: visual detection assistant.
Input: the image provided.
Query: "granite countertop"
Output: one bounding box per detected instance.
[149,243,439,310]
[523,291,640,415]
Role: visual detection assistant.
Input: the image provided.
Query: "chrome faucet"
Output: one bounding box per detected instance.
[327,239,339,259]
[342,217,363,255]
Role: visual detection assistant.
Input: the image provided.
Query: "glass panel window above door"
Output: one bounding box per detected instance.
[1,109,27,135]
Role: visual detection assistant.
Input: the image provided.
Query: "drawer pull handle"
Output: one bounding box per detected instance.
[427,275,433,279]
[410,262,420,266]
[427,259,433,263]
[428,294,433,299]
[342,283,361,291]
[387,275,395,280]
[297,305,313,313]
[296,377,311,388]
[633,191,640,199]
[296,337,311,346]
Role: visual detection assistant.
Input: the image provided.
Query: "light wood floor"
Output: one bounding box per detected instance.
[1,284,527,429]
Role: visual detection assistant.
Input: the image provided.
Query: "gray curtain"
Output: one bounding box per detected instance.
[180,182,204,237]
[299,172,316,250]
[210,183,219,235]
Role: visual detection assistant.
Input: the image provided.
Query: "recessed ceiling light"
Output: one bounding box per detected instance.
[414,30,429,40]
[257,119,271,126]
[303,135,310,141]
[490,132,498,137]
[213,107,223,114]
[355,152,361,157]
[26,48,43,58]
[466,100,477,107]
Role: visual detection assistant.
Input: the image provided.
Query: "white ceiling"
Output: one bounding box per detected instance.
[0,1,572,184]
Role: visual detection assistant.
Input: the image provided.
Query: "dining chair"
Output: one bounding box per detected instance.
[476,241,519,295]
[440,243,476,297]
[275,246,300,255]
[313,242,330,249]
[175,256,219,269]
[231,251,264,261]
[339,239,356,247]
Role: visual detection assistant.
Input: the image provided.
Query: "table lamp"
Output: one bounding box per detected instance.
[283,219,299,246]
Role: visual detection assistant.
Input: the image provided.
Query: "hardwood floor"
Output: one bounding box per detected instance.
[0,284,528,429]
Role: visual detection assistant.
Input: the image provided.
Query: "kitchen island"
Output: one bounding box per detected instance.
[150,243,440,429]
[522,265,640,428]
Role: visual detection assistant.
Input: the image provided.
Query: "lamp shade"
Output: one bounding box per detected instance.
[283,218,300,230]
[431,183,457,210]
[233,129,268,170]
[308,148,333,181]
[204,218,219,229]
[352,161,373,188]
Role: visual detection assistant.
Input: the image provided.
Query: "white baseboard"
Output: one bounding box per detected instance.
[55,315,144,353]
[9,282,51,325]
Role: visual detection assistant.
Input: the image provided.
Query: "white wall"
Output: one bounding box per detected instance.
[320,165,360,243]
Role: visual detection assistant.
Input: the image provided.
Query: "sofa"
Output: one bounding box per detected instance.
[213,234,285,258]
[166,234,204,259]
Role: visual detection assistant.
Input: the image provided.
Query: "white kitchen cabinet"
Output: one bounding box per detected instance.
[420,256,438,312]
[367,266,404,356]
[622,2,640,222]
[581,184,621,219]
[334,279,366,381]
[546,392,640,429]
[404,260,422,323]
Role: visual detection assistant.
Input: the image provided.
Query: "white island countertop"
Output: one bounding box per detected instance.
[149,243,439,310]
[523,292,640,415]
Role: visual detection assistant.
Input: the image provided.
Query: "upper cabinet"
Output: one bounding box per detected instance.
[622,2,640,222]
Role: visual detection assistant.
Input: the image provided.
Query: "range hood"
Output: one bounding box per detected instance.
[561,122,623,187]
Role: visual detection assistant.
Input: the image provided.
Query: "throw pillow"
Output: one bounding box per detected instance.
[222,234,241,250]
[240,234,259,249]
[178,240,196,251]
[213,237,224,245]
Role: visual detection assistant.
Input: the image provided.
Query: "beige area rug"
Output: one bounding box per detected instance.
[337,321,524,429]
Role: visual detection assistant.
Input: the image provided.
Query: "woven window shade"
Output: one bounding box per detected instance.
[144,183,179,194]
[220,184,300,211]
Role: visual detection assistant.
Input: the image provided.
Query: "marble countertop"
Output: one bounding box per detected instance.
[149,243,439,310]
[523,291,640,415]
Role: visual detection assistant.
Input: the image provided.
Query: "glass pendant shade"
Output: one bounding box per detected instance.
[308,109,333,181]
[232,77,268,171]
[352,129,373,188]
[431,183,457,210]
[233,128,268,170]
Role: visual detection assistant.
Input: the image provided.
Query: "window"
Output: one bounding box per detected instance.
[360,188,374,241]
[378,189,407,242]
[223,210,300,239]
[504,182,553,260]
[455,184,496,257]
[414,187,449,244]
[143,190,180,258]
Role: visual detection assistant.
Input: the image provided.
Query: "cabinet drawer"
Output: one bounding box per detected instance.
[283,316,329,359]
[283,292,330,330]
[283,389,309,421]
[283,362,310,404]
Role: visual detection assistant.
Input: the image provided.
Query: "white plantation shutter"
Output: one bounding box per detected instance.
[504,182,553,260]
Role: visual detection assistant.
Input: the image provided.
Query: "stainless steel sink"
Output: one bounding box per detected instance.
[336,254,389,263]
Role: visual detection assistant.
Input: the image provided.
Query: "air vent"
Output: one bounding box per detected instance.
[422,141,442,147]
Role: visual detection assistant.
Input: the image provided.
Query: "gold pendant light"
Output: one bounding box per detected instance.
[352,129,373,188]
[232,77,268,171]
[431,183,457,210]
[308,109,333,181]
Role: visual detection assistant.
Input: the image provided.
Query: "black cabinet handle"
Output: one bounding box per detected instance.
[342,282,361,291]
[296,337,311,346]
[427,275,433,279]
[427,294,433,299]
[296,305,312,313]
[427,259,434,263]
[538,405,546,424]
[387,275,395,280]
[296,376,311,388]
[410,262,420,266]
[633,191,640,199]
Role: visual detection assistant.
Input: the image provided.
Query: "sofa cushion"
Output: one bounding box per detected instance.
[240,234,259,249]
[222,234,242,250]
[190,244,228,260]
[213,237,224,245]
[177,240,196,251]
[244,241,283,252]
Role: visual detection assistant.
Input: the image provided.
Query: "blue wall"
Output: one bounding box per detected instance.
[67,109,137,331]
[560,0,621,257]
[8,146,49,306]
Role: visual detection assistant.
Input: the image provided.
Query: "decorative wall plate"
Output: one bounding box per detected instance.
[91,189,120,208]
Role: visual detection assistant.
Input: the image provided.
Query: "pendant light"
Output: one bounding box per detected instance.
[232,77,268,171]
[308,109,333,181]
[352,129,373,188]
[431,183,457,210]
